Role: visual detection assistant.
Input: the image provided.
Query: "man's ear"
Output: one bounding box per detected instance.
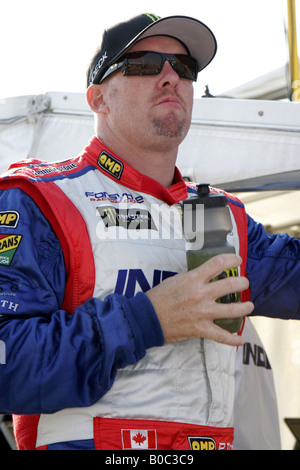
[86,85,106,113]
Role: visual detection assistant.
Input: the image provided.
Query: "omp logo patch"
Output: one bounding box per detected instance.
[188,437,216,450]
[0,234,22,266]
[98,152,123,180]
[0,211,19,228]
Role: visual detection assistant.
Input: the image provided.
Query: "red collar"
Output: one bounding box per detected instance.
[82,136,188,205]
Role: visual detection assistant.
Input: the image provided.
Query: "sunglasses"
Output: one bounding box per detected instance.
[99,51,199,83]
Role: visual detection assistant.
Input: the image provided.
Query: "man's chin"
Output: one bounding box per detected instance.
[152,115,186,139]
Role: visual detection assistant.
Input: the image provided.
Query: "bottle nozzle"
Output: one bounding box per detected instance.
[197,184,210,196]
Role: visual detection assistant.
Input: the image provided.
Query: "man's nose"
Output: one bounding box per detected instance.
[159,60,180,87]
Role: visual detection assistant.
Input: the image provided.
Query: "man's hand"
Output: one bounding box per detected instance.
[146,254,254,347]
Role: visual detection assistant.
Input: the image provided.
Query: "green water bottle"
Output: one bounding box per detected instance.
[182,184,242,333]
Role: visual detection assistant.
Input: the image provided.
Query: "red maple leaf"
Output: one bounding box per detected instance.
[132,432,147,446]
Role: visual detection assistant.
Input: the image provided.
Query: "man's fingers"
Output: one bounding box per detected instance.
[211,298,254,319]
[207,323,246,347]
[208,274,250,301]
[147,253,254,345]
[193,253,242,283]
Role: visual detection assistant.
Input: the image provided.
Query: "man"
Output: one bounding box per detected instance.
[0,13,299,450]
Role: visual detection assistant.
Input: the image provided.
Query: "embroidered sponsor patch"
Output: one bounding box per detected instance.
[188,436,217,450]
[0,234,22,266]
[122,429,157,449]
[85,191,144,204]
[98,152,123,180]
[0,211,20,228]
[32,162,78,176]
[97,205,157,230]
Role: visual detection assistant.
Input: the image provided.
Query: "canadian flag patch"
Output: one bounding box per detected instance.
[121,429,157,449]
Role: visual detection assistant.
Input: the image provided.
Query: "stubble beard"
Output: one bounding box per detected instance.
[152,114,186,140]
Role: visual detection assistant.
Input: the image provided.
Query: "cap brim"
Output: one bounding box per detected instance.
[116,16,217,73]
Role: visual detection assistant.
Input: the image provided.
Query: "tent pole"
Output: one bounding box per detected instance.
[287,0,300,101]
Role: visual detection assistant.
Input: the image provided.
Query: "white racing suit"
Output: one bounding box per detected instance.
[0,136,298,450]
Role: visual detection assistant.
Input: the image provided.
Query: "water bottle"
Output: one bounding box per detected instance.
[182,184,242,333]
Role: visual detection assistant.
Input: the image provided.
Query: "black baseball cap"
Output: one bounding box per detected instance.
[87,13,217,87]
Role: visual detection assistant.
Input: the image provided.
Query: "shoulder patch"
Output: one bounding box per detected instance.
[0,234,22,266]
[0,211,20,228]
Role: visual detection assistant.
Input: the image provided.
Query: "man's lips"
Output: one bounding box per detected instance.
[156,96,183,109]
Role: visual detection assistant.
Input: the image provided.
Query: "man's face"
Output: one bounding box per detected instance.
[100,36,194,153]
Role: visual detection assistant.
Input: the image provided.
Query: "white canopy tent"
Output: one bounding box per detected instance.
[2,92,300,232]
[0,92,300,449]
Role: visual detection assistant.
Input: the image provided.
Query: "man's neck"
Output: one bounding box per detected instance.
[97,134,178,188]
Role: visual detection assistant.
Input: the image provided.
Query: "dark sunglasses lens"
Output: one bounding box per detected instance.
[174,55,198,80]
[126,52,163,75]
[124,52,198,80]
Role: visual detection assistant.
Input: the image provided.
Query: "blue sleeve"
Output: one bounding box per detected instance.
[0,188,164,414]
[247,214,300,319]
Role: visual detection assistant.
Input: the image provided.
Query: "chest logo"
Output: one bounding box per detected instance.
[97,205,157,231]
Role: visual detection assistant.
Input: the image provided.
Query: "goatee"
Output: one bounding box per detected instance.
[152,114,186,139]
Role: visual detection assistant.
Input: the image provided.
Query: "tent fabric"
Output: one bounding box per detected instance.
[2,93,300,187]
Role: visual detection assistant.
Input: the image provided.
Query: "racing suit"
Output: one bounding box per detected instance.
[0,136,299,450]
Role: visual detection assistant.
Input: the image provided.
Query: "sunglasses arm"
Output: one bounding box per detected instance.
[99,61,125,83]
